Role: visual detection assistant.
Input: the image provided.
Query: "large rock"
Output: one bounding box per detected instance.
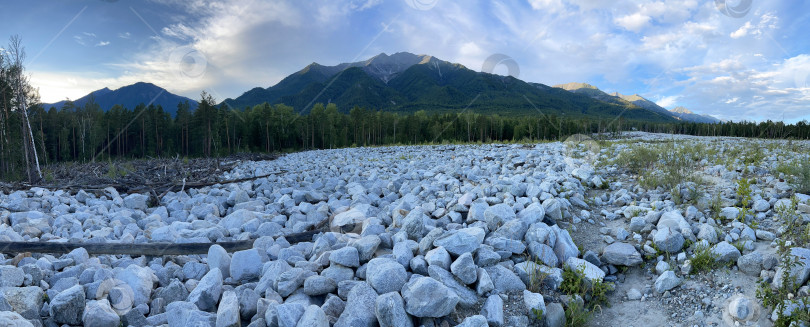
[523,290,546,316]
[711,241,741,263]
[366,258,407,294]
[654,271,681,293]
[564,258,605,282]
[167,301,216,327]
[401,276,459,318]
[773,247,810,290]
[123,194,149,211]
[188,267,223,311]
[428,266,478,308]
[602,242,642,266]
[230,249,262,282]
[82,300,120,327]
[484,203,516,230]
[375,292,413,327]
[50,284,86,325]
[543,198,562,222]
[553,227,579,264]
[216,290,240,327]
[303,275,337,296]
[481,295,504,326]
[0,311,33,327]
[484,264,527,293]
[0,266,24,287]
[450,252,478,285]
[3,287,43,320]
[331,208,367,234]
[653,227,684,253]
[298,305,330,327]
[208,244,231,279]
[115,264,157,307]
[334,282,377,327]
[433,227,486,256]
[330,246,360,268]
[737,252,764,276]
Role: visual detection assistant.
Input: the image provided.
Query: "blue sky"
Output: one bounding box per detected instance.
[1,0,808,122]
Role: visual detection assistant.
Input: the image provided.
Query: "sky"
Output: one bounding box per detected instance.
[1,0,808,122]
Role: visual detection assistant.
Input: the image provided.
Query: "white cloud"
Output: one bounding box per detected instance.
[118,32,131,39]
[95,41,110,47]
[656,95,680,108]
[615,13,651,32]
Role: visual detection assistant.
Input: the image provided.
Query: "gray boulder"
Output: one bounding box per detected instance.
[653,228,684,253]
[334,282,377,327]
[230,249,262,282]
[298,305,330,327]
[401,276,459,317]
[207,244,231,279]
[450,252,478,285]
[330,246,360,268]
[50,284,85,325]
[433,227,486,256]
[215,290,240,327]
[375,292,413,327]
[711,241,741,263]
[481,295,504,326]
[188,267,223,311]
[82,300,120,327]
[365,258,407,294]
[654,271,681,293]
[602,242,642,266]
[564,258,604,282]
[0,311,33,327]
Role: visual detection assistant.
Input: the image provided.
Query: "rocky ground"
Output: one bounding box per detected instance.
[0,132,808,327]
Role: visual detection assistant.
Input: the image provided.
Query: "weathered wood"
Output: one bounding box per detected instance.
[0,240,254,256]
[0,229,325,256]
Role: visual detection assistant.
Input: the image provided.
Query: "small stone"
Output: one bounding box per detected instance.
[655,261,670,275]
[457,315,488,327]
[627,288,642,300]
[729,295,754,321]
[564,258,604,282]
[230,249,262,282]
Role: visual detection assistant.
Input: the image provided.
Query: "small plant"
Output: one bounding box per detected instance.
[689,243,719,274]
[531,307,544,322]
[564,300,591,327]
[709,192,723,220]
[735,178,753,222]
[756,196,810,325]
[561,265,614,309]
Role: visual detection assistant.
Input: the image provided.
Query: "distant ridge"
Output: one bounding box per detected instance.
[43,82,198,116]
[219,52,676,123]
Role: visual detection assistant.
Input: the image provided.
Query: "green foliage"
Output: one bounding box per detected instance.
[561,265,613,310]
[756,197,810,325]
[531,307,544,322]
[690,243,719,274]
[735,178,753,222]
[564,300,591,327]
[776,159,810,194]
[613,141,705,191]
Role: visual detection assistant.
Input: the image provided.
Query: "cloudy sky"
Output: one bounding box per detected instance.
[1,0,808,122]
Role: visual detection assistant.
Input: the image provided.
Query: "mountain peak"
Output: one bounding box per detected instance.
[554,82,598,91]
[670,106,692,114]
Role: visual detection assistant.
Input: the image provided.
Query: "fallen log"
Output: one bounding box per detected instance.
[0,229,324,256]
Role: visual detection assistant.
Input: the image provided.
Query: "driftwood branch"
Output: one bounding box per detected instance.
[0,229,324,256]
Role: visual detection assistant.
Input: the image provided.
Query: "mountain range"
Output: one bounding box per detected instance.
[43,52,719,123]
[43,82,198,116]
